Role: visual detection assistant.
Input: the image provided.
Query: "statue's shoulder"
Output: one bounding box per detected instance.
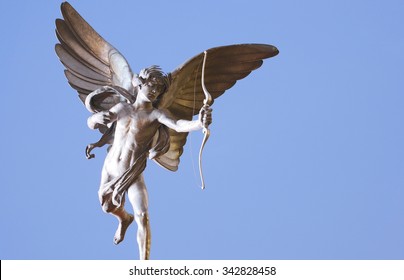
[111,101,131,113]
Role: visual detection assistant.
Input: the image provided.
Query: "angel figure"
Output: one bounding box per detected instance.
[55,2,278,260]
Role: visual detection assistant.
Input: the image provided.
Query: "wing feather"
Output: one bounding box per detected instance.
[55,19,110,76]
[60,2,111,65]
[174,98,204,109]
[55,44,109,82]
[68,83,91,95]
[154,131,187,171]
[65,70,104,93]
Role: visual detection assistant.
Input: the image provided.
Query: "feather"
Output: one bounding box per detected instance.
[60,2,111,64]
[56,44,109,83]
[65,70,104,93]
[55,19,110,75]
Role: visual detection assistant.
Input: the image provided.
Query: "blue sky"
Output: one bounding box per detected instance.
[1,0,403,259]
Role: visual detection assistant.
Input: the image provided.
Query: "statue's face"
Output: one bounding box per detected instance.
[138,81,164,102]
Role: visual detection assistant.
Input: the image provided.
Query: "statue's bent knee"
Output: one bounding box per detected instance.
[99,191,120,213]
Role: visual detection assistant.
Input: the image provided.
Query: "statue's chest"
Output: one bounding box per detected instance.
[130,110,157,130]
[117,110,159,142]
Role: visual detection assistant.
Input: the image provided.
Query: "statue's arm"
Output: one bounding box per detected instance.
[85,103,124,159]
[157,108,212,133]
[87,102,125,130]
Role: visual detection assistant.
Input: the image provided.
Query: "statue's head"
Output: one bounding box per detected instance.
[132,66,171,104]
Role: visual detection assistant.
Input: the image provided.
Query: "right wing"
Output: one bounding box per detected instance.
[55,2,134,111]
[154,44,279,171]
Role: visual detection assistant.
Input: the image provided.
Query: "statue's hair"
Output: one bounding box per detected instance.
[133,65,171,94]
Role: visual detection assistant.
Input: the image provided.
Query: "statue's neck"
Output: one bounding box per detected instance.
[134,97,153,110]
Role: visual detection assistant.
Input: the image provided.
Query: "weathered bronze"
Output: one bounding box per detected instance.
[55,1,278,259]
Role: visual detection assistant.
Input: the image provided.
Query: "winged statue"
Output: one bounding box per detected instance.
[55,1,279,259]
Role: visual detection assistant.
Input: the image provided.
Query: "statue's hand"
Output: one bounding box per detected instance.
[86,144,95,159]
[91,111,117,126]
[199,106,212,129]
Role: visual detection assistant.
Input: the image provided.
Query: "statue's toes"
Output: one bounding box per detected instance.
[114,234,123,245]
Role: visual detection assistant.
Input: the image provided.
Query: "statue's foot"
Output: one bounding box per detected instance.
[113,214,134,245]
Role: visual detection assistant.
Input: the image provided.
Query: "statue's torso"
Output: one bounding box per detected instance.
[105,103,160,176]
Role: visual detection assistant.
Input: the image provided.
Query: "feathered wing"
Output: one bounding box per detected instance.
[154,44,279,171]
[55,2,134,111]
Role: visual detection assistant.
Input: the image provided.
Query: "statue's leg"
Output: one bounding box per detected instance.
[99,173,134,245]
[127,174,151,260]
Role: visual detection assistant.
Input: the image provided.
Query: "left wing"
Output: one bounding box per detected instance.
[154,44,279,171]
[55,2,134,112]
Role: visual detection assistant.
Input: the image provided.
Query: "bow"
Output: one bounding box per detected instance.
[199,51,213,190]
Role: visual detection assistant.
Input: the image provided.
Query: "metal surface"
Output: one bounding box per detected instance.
[199,51,213,190]
[55,1,279,259]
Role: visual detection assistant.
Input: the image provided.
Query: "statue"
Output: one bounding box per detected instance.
[55,1,279,259]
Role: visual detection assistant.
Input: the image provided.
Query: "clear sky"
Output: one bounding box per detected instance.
[1,0,403,260]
